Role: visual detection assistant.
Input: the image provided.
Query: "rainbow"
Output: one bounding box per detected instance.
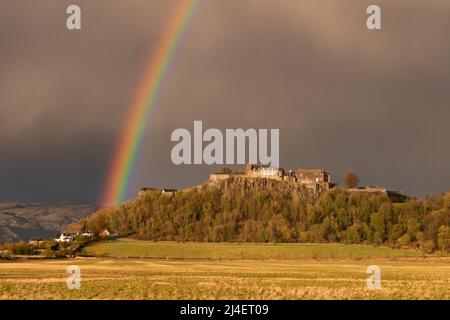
[101,0,200,205]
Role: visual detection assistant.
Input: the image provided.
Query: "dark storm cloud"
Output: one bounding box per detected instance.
[0,0,449,202]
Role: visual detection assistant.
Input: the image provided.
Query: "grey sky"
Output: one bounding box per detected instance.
[1,0,449,203]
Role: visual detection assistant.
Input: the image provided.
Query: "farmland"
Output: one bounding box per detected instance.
[0,241,449,300]
[82,240,424,260]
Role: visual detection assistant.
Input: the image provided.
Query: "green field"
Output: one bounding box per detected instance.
[0,241,449,300]
[82,240,424,260]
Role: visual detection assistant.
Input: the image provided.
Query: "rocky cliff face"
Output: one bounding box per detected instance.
[203,176,317,200]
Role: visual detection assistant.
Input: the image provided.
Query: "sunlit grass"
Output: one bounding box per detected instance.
[82,240,423,260]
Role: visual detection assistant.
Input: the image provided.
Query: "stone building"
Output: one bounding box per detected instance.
[296,168,334,192]
[241,165,334,192]
[244,164,284,180]
[209,165,334,192]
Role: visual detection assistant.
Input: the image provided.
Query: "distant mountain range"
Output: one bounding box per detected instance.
[0,202,98,243]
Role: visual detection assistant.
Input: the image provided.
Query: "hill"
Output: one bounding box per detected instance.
[0,202,98,243]
[85,176,450,253]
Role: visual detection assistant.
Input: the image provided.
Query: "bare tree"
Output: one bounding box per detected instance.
[344,171,360,188]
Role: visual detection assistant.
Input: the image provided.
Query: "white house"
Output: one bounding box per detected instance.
[99,229,119,238]
[54,233,77,243]
[81,232,94,238]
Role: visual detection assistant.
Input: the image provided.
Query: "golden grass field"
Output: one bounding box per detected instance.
[0,241,449,300]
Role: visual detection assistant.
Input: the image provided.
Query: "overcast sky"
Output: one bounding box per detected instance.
[1,0,449,203]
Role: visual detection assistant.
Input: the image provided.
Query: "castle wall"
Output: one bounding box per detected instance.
[347,187,388,196]
[209,173,243,183]
[244,164,283,180]
[298,169,331,183]
[137,187,177,199]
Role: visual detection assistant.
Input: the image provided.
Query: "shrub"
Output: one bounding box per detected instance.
[389,224,404,242]
[299,231,309,242]
[0,242,38,255]
[416,231,426,243]
[421,240,435,254]
[398,234,411,246]
[373,231,383,245]
[345,224,362,244]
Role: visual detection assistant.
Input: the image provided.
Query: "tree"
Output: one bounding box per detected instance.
[370,212,385,239]
[344,171,360,189]
[437,225,450,252]
[444,192,450,209]
[406,218,421,240]
[345,224,362,244]
[398,234,411,246]
[389,224,404,242]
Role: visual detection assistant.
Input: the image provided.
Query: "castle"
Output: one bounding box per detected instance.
[209,164,336,192]
[138,164,407,201]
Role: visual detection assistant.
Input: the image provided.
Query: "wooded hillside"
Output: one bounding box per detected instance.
[84,177,450,253]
